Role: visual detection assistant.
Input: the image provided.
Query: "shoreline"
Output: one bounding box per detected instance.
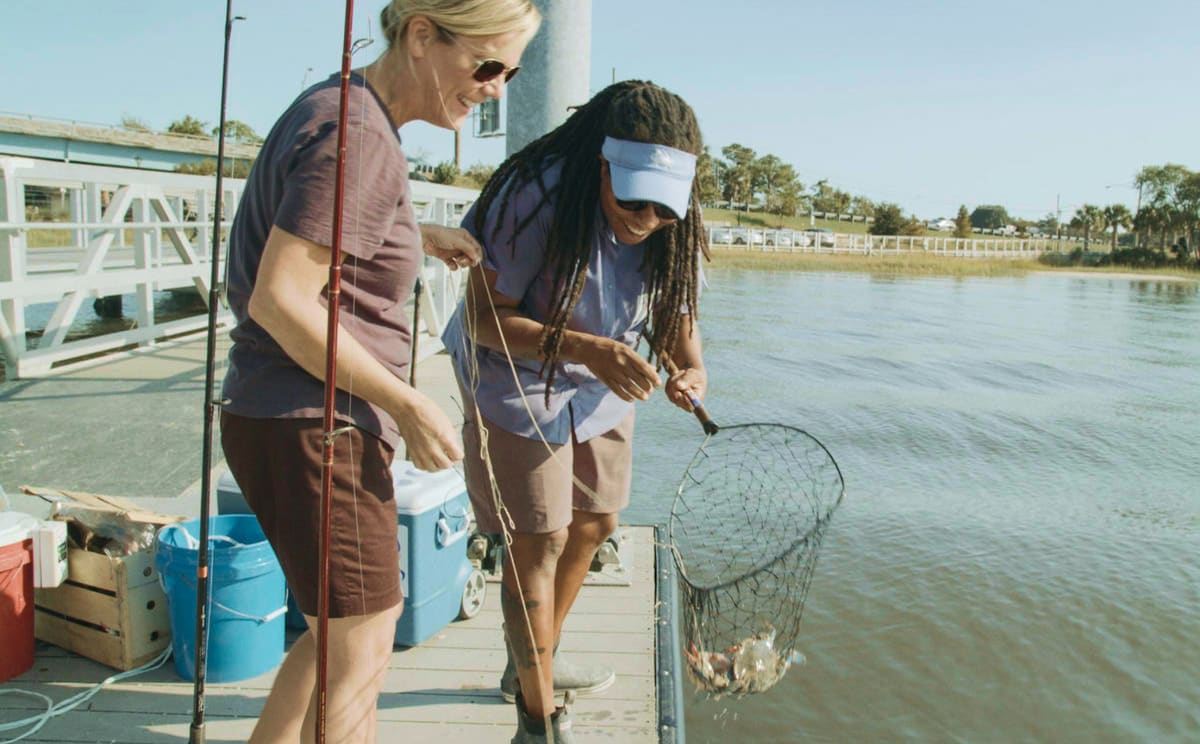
[706,249,1200,282]
[1032,269,1197,283]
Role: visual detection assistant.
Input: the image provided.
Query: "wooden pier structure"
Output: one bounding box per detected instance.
[0,337,684,743]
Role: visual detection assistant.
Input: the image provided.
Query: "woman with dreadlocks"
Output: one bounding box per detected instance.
[442,80,709,744]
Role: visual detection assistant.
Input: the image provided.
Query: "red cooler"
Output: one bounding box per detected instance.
[0,512,37,682]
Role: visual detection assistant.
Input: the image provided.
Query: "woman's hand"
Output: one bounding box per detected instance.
[576,336,662,402]
[665,365,707,412]
[420,224,482,270]
[392,391,464,472]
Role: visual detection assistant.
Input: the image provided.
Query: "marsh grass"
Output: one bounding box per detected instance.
[707,249,1200,281]
[708,250,1038,277]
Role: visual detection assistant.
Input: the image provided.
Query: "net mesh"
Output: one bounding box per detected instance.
[668,423,844,696]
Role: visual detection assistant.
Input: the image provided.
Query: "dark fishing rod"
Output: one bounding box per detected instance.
[316,1,357,741]
[191,2,243,742]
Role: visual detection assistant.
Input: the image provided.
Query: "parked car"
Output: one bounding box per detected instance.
[764,230,793,247]
[710,226,735,244]
[927,218,955,232]
[802,227,836,247]
[730,228,764,245]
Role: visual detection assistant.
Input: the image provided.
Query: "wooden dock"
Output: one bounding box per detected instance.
[0,333,684,743]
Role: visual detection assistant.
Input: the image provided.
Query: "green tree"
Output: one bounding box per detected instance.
[1069,204,1103,248]
[120,116,152,133]
[870,202,906,235]
[969,205,1011,230]
[754,155,804,219]
[463,162,496,188]
[812,183,851,215]
[1176,171,1200,255]
[899,214,926,236]
[167,115,209,137]
[174,158,254,177]
[849,195,875,218]
[954,205,972,238]
[212,119,263,145]
[695,147,722,206]
[720,143,756,209]
[1135,164,1191,250]
[1101,204,1132,250]
[430,161,459,185]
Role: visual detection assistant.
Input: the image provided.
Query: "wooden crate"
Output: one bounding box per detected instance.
[34,546,171,670]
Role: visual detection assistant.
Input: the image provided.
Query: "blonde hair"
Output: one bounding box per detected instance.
[380,0,541,49]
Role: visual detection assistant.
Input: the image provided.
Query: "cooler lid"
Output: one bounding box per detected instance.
[0,511,38,546]
[391,460,467,515]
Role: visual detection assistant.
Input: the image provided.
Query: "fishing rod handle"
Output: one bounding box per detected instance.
[661,356,719,435]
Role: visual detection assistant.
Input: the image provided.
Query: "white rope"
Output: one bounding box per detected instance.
[0,647,172,743]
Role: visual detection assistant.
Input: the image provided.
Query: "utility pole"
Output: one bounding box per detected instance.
[1055,193,1062,252]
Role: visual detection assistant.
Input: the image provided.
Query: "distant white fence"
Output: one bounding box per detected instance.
[0,156,475,379]
[705,226,1067,259]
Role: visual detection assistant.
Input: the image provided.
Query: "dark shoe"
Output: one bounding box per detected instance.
[511,692,576,744]
[501,628,616,703]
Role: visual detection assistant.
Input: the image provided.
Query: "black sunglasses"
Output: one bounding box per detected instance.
[615,198,678,221]
[442,28,520,83]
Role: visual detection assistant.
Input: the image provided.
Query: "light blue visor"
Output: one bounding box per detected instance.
[601,136,697,219]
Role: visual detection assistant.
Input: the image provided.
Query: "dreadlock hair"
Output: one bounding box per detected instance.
[473,80,710,402]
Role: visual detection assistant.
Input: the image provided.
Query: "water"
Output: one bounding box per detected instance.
[1,290,208,381]
[627,270,1200,743]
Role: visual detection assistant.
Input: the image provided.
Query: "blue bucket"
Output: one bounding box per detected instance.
[156,515,287,682]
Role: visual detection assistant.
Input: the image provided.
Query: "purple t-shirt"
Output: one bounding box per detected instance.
[441,161,652,444]
[221,72,420,450]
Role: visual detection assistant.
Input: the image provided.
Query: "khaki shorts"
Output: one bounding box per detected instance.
[460,396,635,535]
[220,411,402,619]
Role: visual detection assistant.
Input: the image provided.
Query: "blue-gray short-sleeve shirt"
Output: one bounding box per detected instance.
[442,162,651,444]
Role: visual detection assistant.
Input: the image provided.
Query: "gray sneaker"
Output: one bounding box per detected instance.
[511,691,576,744]
[501,630,616,703]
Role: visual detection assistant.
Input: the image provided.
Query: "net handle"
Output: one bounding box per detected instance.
[662,356,719,435]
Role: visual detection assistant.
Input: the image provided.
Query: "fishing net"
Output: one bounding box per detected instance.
[668,423,845,696]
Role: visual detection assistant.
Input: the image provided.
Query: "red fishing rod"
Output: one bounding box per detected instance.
[316,1,357,741]
[191,2,243,742]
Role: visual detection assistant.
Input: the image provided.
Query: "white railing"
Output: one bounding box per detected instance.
[0,156,477,379]
[705,227,1067,259]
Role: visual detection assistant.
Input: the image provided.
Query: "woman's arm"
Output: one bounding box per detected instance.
[248,226,462,471]
[463,265,661,402]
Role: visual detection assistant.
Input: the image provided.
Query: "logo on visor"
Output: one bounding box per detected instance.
[650,148,672,169]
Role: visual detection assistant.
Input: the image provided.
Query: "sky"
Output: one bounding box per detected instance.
[2,0,1197,221]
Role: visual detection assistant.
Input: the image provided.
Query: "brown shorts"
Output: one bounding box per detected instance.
[220,411,402,619]
[461,397,635,535]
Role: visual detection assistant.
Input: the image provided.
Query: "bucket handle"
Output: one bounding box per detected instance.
[158,564,288,625]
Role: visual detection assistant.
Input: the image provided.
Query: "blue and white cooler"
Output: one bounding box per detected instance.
[393,461,486,646]
[216,461,486,644]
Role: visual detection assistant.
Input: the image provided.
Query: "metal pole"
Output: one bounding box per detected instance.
[191,3,243,743]
[505,0,591,156]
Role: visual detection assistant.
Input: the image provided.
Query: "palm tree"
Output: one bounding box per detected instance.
[1102,204,1132,251]
[1070,204,1103,248]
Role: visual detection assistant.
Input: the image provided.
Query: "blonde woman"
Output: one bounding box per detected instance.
[220,2,540,742]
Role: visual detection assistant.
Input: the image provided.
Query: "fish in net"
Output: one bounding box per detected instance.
[668,422,845,697]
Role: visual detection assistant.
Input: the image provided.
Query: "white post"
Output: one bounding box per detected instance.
[132,193,154,333]
[0,158,31,377]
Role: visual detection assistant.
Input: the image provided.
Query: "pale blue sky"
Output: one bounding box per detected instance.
[2,1,1196,220]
